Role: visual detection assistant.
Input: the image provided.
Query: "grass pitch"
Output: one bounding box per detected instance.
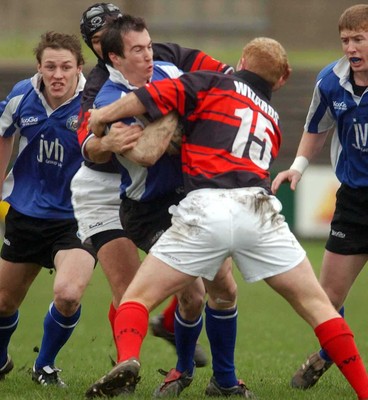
[0,240,367,399]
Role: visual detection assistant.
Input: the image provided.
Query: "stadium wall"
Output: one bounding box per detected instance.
[0,0,358,51]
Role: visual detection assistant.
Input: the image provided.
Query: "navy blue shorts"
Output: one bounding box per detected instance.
[120,189,185,254]
[326,184,368,255]
[1,207,97,269]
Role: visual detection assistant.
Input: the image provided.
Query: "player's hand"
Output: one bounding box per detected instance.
[88,108,106,137]
[102,122,143,154]
[271,169,302,194]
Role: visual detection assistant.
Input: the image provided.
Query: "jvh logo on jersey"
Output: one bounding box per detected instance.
[37,134,64,166]
[352,119,368,151]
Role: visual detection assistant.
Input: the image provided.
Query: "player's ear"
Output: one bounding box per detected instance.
[236,57,246,71]
[272,65,292,91]
[108,52,120,66]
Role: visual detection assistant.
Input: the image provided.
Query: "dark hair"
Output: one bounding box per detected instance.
[101,14,148,65]
[33,31,85,66]
[80,3,122,50]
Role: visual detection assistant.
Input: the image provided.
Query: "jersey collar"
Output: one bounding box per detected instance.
[234,70,273,101]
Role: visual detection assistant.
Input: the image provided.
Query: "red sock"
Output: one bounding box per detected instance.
[114,301,149,363]
[108,302,116,332]
[162,296,178,333]
[315,317,368,399]
[108,302,117,359]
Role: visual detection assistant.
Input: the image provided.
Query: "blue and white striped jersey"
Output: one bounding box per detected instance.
[305,56,368,188]
[0,73,86,218]
[93,61,184,202]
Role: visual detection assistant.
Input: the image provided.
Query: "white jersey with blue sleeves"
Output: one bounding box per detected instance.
[304,56,368,188]
[0,73,86,218]
[94,61,184,201]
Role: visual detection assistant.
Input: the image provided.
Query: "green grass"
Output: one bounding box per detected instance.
[0,239,367,399]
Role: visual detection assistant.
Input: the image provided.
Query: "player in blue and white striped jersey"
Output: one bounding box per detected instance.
[0,32,96,387]
[272,4,368,390]
[73,6,231,368]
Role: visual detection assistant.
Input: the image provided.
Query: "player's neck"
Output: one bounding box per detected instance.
[352,70,368,87]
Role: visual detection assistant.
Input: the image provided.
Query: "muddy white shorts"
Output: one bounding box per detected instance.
[150,187,306,282]
[71,163,123,244]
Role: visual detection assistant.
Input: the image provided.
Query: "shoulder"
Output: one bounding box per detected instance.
[152,42,180,63]
[1,78,34,115]
[95,79,126,108]
[316,57,347,89]
[181,69,227,85]
[317,61,338,81]
[9,78,33,97]
[154,61,183,78]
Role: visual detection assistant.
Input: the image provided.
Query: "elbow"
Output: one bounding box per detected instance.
[131,154,156,167]
[123,149,158,167]
[87,153,112,164]
[138,157,156,167]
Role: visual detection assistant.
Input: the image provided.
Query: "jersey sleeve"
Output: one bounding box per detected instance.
[135,71,209,120]
[77,62,109,149]
[152,42,233,74]
[0,79,30,138]
[304,80,335,134]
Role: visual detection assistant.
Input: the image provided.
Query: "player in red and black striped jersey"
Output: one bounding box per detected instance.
[86,37,368,399]
[137,67,281,194]
[77,45,232,149]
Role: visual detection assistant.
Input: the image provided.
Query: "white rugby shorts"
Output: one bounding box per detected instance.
[150,187,306,282]
[71,163,123,243]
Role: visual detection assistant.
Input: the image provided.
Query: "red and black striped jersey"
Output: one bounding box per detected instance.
[135,70,281,194]
[77,42,233,173]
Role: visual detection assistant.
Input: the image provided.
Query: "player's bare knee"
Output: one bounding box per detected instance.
[0,294,19,315]
[177,288,205,320]
[53,287,82,316]
[206,274,237,304]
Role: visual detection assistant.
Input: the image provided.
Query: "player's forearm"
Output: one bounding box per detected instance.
[123,112,178,166]
[296,130,329,160]
[290,130,330,174]
[0,136,15,198]
[100,93,147,125]
[84,136,112,164]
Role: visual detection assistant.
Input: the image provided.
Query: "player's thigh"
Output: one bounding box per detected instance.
[0,258,40,312]
[265,257,338,328]
[123,253,196,312]
[204,258,237,309]
[53,248,95,302]
[98,236,140,296]
[319,250,367,308]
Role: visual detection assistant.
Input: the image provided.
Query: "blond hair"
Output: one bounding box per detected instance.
[242,37,289,86]
[338,4,368,33]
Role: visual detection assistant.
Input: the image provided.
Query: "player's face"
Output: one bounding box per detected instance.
[119,29,153,87]
[91,29,105,59]
[340,29,368,78]
[38,48,82,109]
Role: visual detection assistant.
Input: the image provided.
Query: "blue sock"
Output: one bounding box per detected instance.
[319,305,345,362]
[174,307,202,376]
[205,303,238,388]
[0,311,19,367]
[35,302,81,369]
